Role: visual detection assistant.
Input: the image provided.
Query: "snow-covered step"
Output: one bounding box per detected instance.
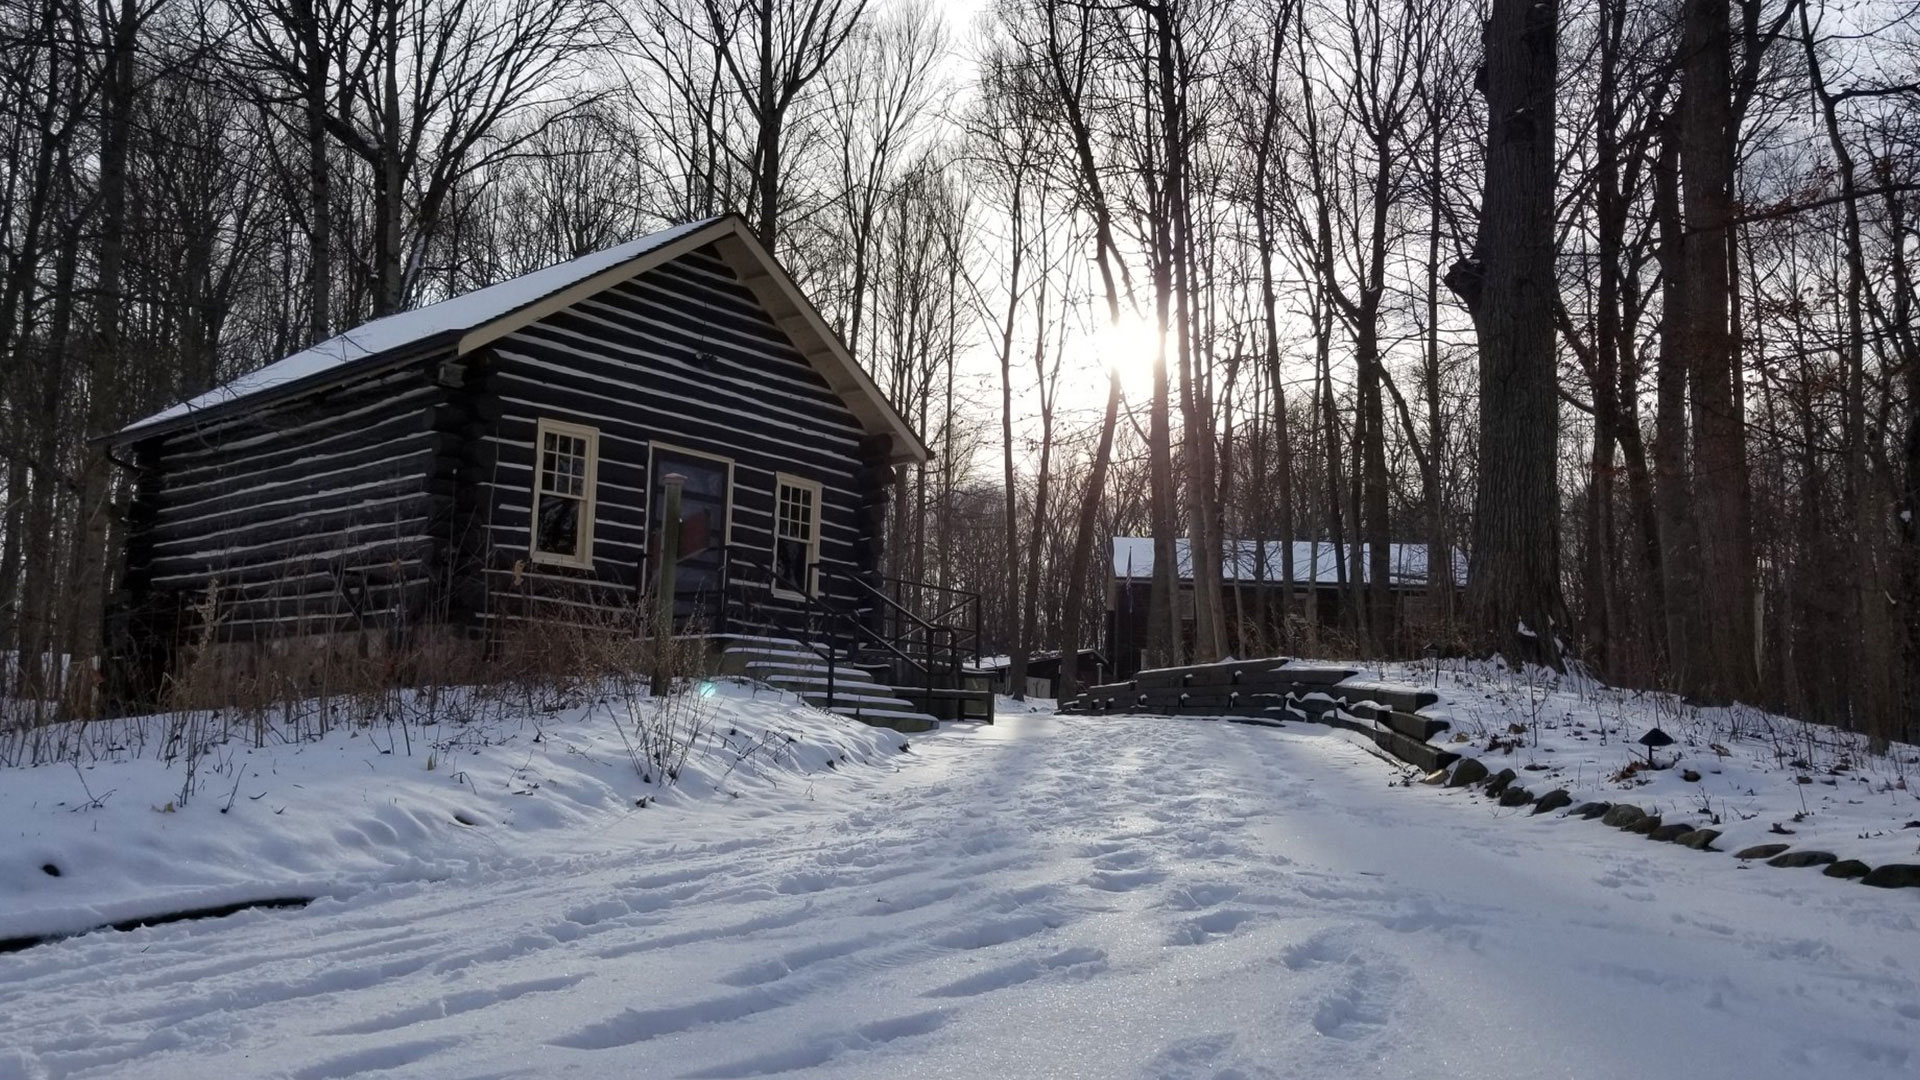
[761,672,880,693]
[795,689,917,709]
[746,661,878,684]
[820,705,939,733]
[719,636,940,732]
[716,637,823,674]
[723,644,829,665]
[774,683,937,733]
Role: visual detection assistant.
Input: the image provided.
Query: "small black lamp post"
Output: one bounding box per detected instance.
[1637,726,1674,767]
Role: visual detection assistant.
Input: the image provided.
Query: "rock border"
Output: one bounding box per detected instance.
[1421,756,1920,892]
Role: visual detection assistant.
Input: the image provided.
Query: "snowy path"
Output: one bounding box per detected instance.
[4,715,1917,1080]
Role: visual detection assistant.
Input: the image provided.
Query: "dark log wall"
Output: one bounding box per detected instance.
[119,360,452,654]
[470,244,888,634]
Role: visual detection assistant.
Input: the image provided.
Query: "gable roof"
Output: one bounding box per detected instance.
[117,216,930,464]
[1111,537,1464,587]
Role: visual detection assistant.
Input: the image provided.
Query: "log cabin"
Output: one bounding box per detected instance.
[106,215,986,725]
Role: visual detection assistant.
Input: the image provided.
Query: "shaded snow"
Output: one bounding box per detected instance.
[1367,658,1920,869]
[4,694,1918,1079]
[0,678,903,943]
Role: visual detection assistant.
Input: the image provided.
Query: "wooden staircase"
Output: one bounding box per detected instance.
[1058,658,1457,773]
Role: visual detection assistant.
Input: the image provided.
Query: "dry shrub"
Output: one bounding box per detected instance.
[487,601,718,786]
[2,572,721,794]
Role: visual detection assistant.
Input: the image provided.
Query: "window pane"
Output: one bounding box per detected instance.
[775,537,808,591]
[536,494,581,557]
[777,483,814,542]
[774,481,817,592]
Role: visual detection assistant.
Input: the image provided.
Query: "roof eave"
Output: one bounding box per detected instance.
[106,334,461,447]
[111,214,932,468]
[707,226,932,467]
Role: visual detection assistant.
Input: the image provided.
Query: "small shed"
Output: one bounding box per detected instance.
[107,216,934,702]
[1106,538,1463,678]
[977,649,1109,698]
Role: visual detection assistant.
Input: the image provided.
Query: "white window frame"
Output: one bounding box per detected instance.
[771,473,823,600]
[528,417,600,569]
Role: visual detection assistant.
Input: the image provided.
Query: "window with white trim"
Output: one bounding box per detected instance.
[530,418,598,568]
[772,474,822,597]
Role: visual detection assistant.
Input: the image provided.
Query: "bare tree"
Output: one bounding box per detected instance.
[695,0,871,249]
[1448,0,1564,663]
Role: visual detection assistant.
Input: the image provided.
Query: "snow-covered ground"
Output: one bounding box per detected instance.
[1360,659,1920,868]
[4,684,1918,1079]
[0,680,909,944]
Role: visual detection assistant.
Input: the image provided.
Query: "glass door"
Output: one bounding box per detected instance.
[648,447,731,626]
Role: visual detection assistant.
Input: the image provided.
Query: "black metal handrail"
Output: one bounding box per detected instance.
[821,565,957,707]
[719,545,951,715]
[876,575,983,666]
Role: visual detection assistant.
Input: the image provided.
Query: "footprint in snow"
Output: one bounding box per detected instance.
[678,1010,952,1079]
[1086,868,1169,893]
[1165,908,1259,946]
[1311,986,1387,1040]
[291,1037,459,1080]
[931,913,1056,951]
[1162,881,1243,911]
[920,946,1108,998]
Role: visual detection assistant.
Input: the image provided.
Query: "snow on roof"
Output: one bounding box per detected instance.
[120,217,723,436]
[1110,537,1464,587]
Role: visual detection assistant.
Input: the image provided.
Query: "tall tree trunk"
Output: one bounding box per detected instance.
[755,0,779,248]
[1449,0,1563,664]
[1144,117,1181,669]
[298,0,332,342]
[0,456,25,656]
[1315,285,1346,646]
[1057,370,1120,696]
[1255,223,1295,639]
[64,0,141,717]
[374,0,405,315]
[1358,120,1395,654]
[1044,0,1134,695]
[1011,272,1052,701]
[1358,298,1391,653]
[1651,115,1704,690]
[1678,0,1753,701]
[1585,0,1625,674]
[1801,5,1889,741]
[1891,184,1920,744]
[17,205,80,705]
[1423,98,1450,635]
[1157,3,1222,663]
[995,179,1025,684]
[1255,0,1297,642]
[1018,363,1054,701]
